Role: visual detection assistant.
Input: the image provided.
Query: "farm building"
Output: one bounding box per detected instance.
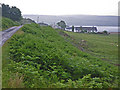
[65,26,97,33]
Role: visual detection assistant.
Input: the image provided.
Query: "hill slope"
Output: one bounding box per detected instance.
[2,24,118,88]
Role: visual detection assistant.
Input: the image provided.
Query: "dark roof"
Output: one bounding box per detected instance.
[66,26,97,31]
[75,27,97,31]
[66,27,72,29]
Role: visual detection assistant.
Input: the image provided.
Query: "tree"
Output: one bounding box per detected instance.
[103,30,108,34]
[72,26,74,32]
[2,4,10,18]
[57,20,66,30]
[9,6,22,21]
[2,4,22,21]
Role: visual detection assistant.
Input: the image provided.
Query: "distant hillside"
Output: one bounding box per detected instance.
[23,15,118,26]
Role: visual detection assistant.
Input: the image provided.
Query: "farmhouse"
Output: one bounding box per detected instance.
[66,26,97,33]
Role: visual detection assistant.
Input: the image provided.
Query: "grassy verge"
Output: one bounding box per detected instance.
[2,23,119,88]
[2,30,25,88]
[1,17,20,31]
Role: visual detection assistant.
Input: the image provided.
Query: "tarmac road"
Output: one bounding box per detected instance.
[0,25,23,47]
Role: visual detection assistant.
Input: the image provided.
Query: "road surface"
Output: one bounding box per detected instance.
[0,25,23,47]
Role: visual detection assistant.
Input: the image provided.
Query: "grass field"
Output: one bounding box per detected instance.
[2,23,119,88]
[64,32,118,65]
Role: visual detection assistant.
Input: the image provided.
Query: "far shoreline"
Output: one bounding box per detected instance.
[110,32,120,34]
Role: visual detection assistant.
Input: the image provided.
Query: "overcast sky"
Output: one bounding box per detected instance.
[1,0,119,16]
